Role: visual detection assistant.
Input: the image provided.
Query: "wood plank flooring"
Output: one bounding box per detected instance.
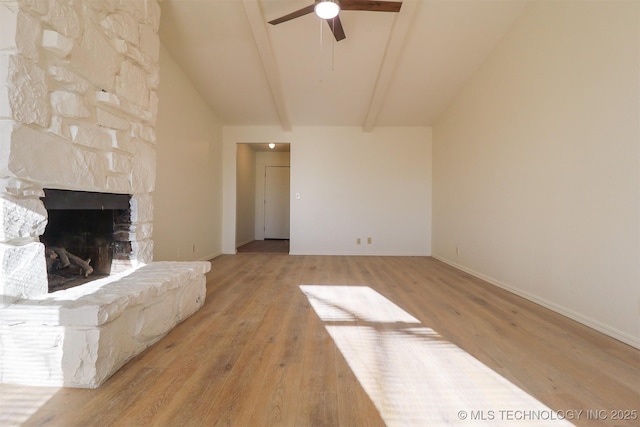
[1,255,638,426]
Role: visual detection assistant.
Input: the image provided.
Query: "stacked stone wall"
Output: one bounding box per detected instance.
[0,0,160,304]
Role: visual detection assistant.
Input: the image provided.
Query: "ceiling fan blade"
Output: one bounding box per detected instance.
[340,0,402,13]
[268,4,315,25]
[328,16,346,41]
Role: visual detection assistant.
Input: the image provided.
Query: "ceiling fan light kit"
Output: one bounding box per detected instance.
[315,0,340,19]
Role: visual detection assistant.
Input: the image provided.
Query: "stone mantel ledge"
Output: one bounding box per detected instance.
[0,261,210,326]
[0,261,211,388]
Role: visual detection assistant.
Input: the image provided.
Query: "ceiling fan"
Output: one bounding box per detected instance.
[268,0,403,42]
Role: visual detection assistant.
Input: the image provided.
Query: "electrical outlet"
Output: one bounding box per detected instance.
[456,246,460,255]
[177,248,182,259]
[357,238,361,245]
[367,237,372,244]
[192,244,196,253]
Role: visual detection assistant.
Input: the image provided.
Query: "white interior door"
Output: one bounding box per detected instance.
[264,166,290,239]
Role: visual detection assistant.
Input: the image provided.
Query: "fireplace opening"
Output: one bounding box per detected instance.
[40,189,133,292]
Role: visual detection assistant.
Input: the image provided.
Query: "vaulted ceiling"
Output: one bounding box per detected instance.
[159,0,527,131]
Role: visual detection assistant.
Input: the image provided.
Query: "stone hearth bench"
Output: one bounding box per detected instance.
[0,261,210,388]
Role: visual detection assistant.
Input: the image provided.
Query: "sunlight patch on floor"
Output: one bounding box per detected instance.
[300,285,574,426]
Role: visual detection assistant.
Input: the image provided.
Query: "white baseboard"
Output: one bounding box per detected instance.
[288,250,431,256]
[432,255,640,350]
[200,251,222,262]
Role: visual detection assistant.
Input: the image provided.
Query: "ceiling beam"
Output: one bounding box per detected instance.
[242,0,292,131]
[362,0,420,132]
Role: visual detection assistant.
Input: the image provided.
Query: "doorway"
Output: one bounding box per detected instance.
[235,143,291,253]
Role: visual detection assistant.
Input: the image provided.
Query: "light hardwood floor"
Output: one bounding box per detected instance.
[1,255,638,426]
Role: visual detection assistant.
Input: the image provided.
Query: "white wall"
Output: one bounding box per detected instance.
[432,1,640,347]
[223,126,432,256]
[236,144,256,246]
[154,44,223,261]
[255,151,291,241]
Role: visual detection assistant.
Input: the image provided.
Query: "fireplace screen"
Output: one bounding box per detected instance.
[40,189,132,292]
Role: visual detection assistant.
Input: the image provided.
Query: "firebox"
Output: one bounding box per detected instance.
[40,189,133,292]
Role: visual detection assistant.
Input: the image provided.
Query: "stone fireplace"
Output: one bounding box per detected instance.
[0,0,209,387]
[40,188,134,291]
